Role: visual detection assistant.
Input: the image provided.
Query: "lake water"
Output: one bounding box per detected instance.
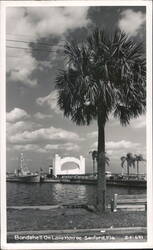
[7,182,146,206]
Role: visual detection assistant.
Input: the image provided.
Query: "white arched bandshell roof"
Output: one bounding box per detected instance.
[53,154,85,176]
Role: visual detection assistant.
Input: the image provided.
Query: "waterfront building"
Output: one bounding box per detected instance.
[53,154,85,176]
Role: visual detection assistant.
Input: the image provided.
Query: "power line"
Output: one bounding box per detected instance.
[6,55,21,58]
[6,32,66,43]
[6,39,64,48]
[6,45,63,53]
[6,32,66,40]
[6,32,39,38]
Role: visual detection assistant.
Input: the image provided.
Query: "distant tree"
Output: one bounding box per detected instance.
[89,150,110,175]
[55,28,146,213]
[89,150,98,174]
[121,153,135,177]
[134,154,146,179]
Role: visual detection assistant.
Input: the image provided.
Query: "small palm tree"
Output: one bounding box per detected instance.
[55,29,146,212]
[134,154,146,179]
[120,156,126,175]
[89,150,110,175]
[121,153,135,177]
[89,150,98,174]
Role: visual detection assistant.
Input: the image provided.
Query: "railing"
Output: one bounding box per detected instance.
[110,194,147,212]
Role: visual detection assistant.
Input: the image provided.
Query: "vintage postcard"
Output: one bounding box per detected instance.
[0,0,152,249]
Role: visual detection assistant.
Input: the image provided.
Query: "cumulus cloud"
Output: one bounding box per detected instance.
[37,60,53,71]
[45,142,80,152]
[26,7,90,39]
[106,140,140,150]
[7,52,38,87]
[36,90,61,114]
[6,108,30,122]
[13,144,47,153]
[7,7,90,41]
[130,115,146,129]
[91,140,144,159]
[87,131,98,138]
[118,9,146,37]
[8,126,81,144]
[33,112,53,120]
[7,120,41,136]
[6,7,90,87]
[6,109,82,154]
[12,142,80,153]
[92,140,140,150]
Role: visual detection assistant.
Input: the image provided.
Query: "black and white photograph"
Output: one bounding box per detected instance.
[0,0,152,249]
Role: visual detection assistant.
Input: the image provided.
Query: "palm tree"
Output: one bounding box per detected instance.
[55,29,146,213]
[134,154,146,179]
[89,150,98,175]
[89,150,110,175]
[120,156,126,175]
[121,153,135,177]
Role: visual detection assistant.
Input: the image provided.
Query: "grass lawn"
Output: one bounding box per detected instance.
[7,207,146,232]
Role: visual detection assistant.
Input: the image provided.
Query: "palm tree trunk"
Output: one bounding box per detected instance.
[121,166,124,176]
[137,161,139,179]
[127,163,130,178]
[97,110,106,213]
[93,159,95,175]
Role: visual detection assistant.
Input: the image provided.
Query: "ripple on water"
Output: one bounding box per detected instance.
[7,182,146,206]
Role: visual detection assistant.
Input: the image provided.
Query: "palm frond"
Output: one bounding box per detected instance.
[55,28,146,127]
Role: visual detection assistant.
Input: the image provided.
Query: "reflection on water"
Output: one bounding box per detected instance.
[53,184,89,204]
[7,182,146,206]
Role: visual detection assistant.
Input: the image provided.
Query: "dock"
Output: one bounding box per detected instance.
[7,172,146,188]
[40,176,146,188]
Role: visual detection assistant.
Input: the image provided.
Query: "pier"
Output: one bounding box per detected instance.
[39,173,146,188]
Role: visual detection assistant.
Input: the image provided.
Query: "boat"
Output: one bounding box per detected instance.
[6,153,40,183]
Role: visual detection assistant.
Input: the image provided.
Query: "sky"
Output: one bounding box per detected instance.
[6,5,146,174]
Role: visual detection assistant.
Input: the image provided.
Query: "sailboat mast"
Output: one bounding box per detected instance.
[20,153,24,170]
